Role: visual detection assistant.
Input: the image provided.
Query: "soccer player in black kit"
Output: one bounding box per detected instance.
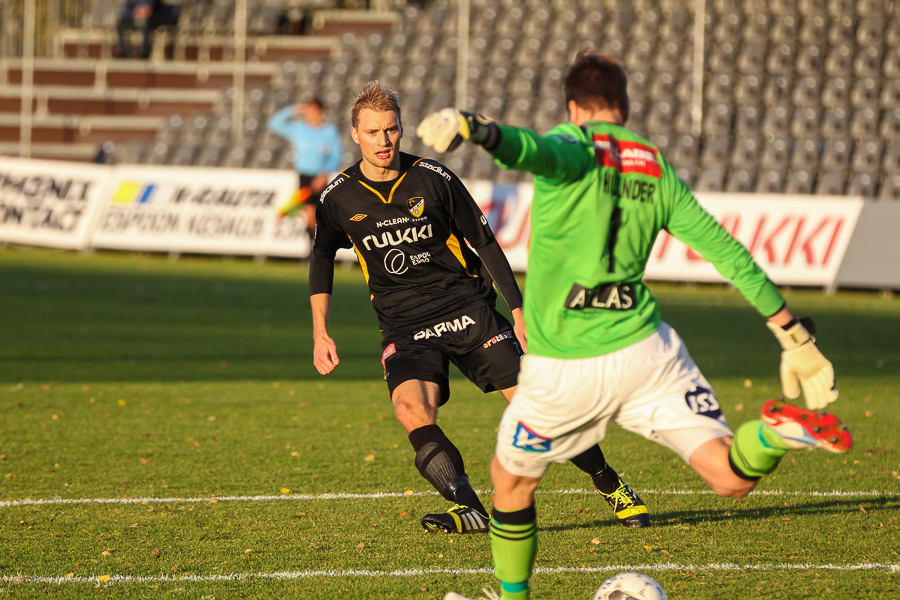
[308,81,650,533]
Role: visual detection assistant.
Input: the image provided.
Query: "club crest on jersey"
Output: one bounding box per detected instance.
[413,314,476,340]
[408,197,425,218]
[512,422,552,452]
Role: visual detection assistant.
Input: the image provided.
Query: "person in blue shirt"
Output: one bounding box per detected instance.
[267,98,344,239]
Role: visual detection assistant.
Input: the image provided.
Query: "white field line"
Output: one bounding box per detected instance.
[1,488,897,509]
[2,563,899,585]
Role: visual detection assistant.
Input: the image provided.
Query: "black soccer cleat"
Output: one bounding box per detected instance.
[599,477,651,528]
[421,504,489,534]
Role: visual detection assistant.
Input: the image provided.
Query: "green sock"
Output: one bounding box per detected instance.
[729,420,790,478]
[490,509,537,600]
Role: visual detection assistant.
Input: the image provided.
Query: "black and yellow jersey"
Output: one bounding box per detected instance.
[313,152,499,332]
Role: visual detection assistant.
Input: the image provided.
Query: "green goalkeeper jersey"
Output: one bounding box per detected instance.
[490,120,786,359]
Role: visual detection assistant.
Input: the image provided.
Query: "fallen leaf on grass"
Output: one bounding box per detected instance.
[591,538,601,545]
[280,488,291,494]
[150,549,160,558]
[140,458,150,465]
[101,551,112,557]
[364,454,375,461]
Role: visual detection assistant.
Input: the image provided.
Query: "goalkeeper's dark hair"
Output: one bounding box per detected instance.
[563,47,629,118]
[351,81,402,129]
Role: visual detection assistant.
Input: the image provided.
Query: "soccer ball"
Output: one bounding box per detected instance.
[593,572,667,600]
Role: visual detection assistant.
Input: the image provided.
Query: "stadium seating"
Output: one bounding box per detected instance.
[3,0,900,199]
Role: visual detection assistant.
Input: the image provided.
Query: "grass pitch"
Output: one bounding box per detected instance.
[1,247,898,599]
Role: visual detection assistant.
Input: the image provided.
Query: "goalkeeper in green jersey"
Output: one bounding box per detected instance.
[418,48,850,600]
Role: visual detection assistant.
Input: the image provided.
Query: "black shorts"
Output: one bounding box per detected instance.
[380,304,523,405]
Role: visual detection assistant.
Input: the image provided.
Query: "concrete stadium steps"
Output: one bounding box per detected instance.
[55,28,341,63]
[0,142,99,162]
[3,59,279,91]
[307,9,400,36]
[0,86,222,118]
[0,113,164,145]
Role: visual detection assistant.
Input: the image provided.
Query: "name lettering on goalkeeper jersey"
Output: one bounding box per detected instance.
[413,314,476,340]
[362,224,433,251]
[565,283,636,311]
[513,422,552,452]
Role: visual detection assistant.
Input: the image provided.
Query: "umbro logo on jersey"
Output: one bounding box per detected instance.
[512,422,552,452]
[408,197,425,218]
[350,214,367,221]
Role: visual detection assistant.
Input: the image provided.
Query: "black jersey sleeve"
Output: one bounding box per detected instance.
[476,240,523,312]
[440,167,496,249]
[312,179,353,260]
[308,254,335,296]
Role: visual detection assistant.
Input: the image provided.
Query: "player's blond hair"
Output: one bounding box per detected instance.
[351,81,402,129]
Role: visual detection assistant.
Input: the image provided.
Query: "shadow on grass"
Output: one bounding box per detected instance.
[542,495,900,532]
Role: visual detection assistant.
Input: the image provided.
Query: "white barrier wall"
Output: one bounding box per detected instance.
[0,157,894,290]
[91,165,308,257]
[644,194,864,287]
[0,157,110,250]
[467,183,864,288]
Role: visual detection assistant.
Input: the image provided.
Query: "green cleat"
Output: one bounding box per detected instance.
[599,478,651,528]
[421,504,489,534]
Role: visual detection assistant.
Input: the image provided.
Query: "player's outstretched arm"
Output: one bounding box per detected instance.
[417,108,498,153]
[311,293,340,375]
[766,307,838,410]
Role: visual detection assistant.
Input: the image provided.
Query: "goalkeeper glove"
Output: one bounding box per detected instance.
[766,317,839,410]
[417,108,496,153]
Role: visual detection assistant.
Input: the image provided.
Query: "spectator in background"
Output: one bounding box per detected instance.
[266,98,343,239]
[116,0,179,59]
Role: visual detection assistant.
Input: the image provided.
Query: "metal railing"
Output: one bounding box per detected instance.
[1,0,102,59]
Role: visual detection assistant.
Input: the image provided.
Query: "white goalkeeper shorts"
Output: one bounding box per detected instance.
[495,322,733,478]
